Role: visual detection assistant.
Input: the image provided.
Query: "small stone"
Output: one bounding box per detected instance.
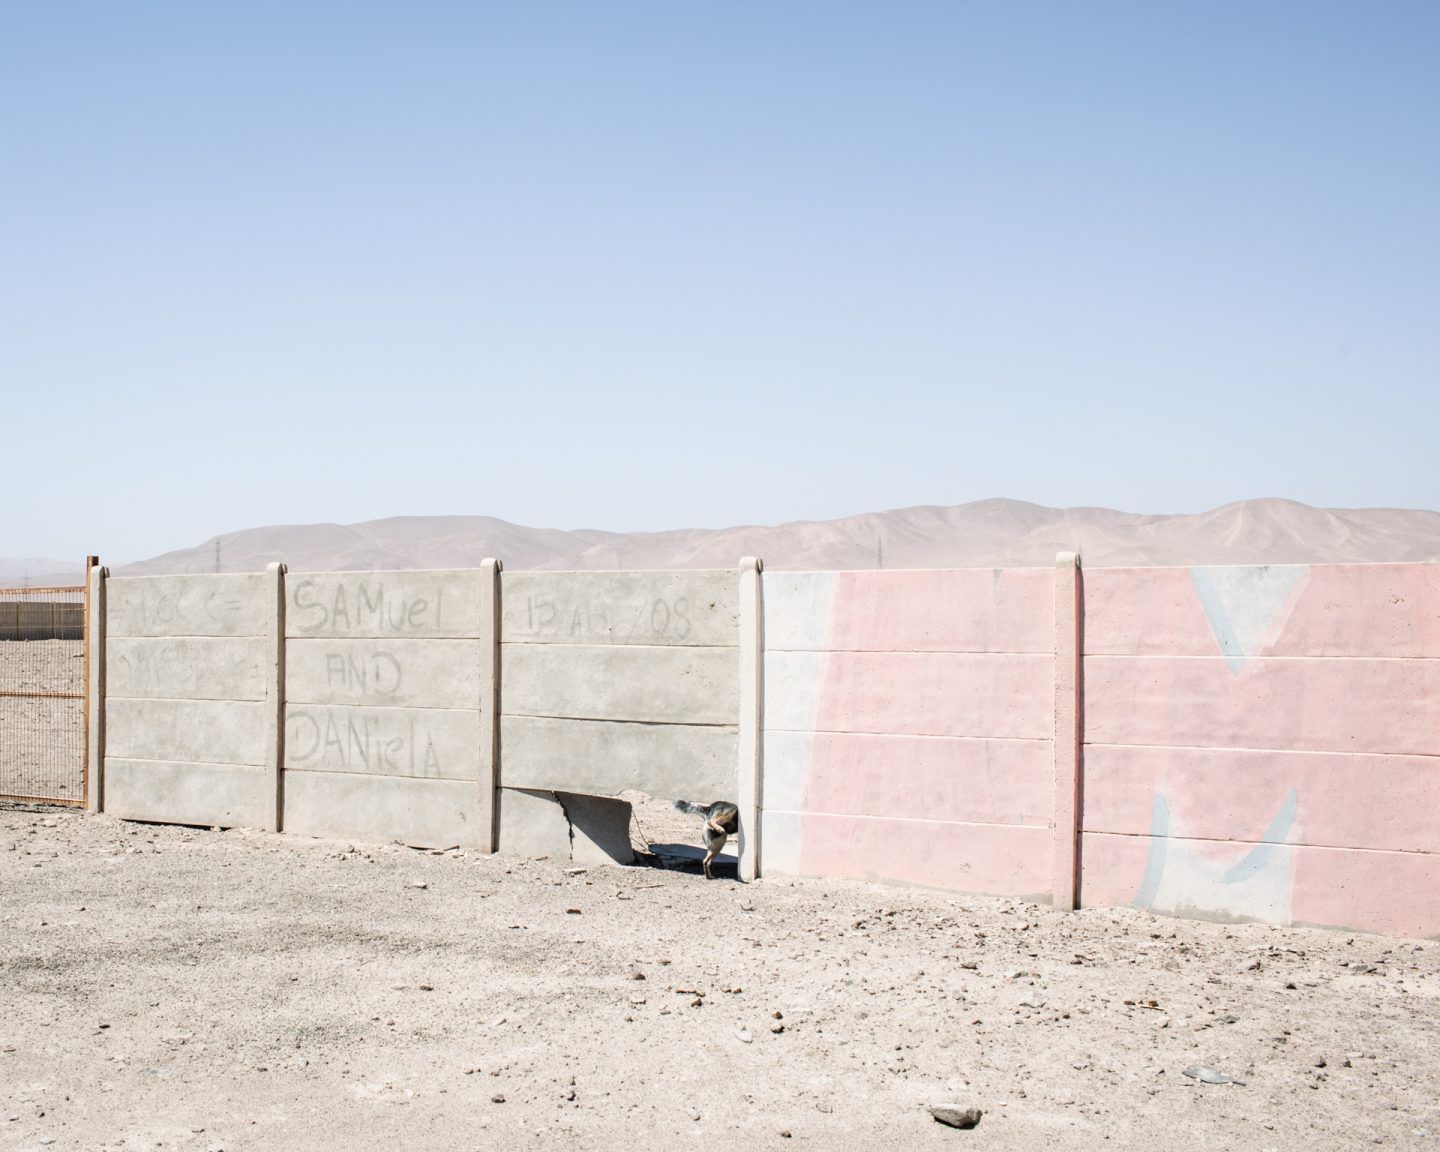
[419,983,434,992]
[930,1106,983,1129]
[736,1030,753,1044]
[491,1093,506,1103]
[629,994,647,1006]
[770,1022,785,1034]
[689,1109,701,1122]
[1182,1066,1246,1086]
[411,881,428,890]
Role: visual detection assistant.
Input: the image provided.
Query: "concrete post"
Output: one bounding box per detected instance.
[263,562,287,833]
[737,556,764,882]
[478,558,503,853]
[1051,551,1084,910]
[85,563,108,814]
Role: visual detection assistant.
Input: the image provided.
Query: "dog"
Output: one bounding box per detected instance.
[673,799,739,879]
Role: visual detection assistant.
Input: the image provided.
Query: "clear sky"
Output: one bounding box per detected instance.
[3,2,1437,564]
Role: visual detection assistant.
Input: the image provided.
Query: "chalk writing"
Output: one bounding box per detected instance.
[287,708,443,775]
[522,596,694,643]
[290,579,444,636]
[322,651,403,696]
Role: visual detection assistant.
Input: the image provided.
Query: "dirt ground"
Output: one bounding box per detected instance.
[2,808,1438,1152]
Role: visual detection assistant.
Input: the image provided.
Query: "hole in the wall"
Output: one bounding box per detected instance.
[619,789,739,881]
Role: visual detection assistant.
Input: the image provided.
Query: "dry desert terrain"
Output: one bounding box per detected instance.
[2,808,1437,1151]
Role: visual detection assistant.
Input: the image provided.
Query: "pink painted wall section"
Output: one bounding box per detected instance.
[1081,832,1440,939]
[1085,655,1440,757]
[760,569,1054,899]
[761,562,1440,936]
[799,733,1051,826]
[1083,744,1440,854]
[1086,563,1440,659]
[797,815,1050,896]
[820,569,1053,653]
[1080,562,1440,938]
[813,651,1052,740]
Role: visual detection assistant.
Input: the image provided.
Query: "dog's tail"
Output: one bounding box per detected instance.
[673,799,707,816]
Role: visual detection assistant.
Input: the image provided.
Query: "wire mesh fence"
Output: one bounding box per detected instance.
[0,585,87,805]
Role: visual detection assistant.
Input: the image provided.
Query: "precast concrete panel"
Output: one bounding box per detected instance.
[286,571,484,639]
[764,649,1052,740]
[283,771,476,849]
[106,698,269,766]
[501,571,739,647]
[501,644,739,725]
[1084,654,1440,757]
[284,704,479,780]
[285,638,482,710]
[106,637,267,702]
[500,715,735,799]
[106,575,266,638]
[104,759,267,828]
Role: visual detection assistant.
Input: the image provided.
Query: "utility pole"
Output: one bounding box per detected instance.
[876,537,884,570]
[214,539,222,574]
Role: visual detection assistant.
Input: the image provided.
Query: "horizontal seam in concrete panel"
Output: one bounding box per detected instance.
[503,712,737,730]
[105,631,265,639]
[766,646,1054,655]
[500,640,738,651]
[104,757,264,771]
[764,727,1053,743]
[1082,830,1440,858]
[503,715,738,732]
[771,566,1053,574]
[1083,654,1440,663]
[284,767,464,782]
[507,569,733,576]
[765,809,1049,830]
[1082,739,1440,761]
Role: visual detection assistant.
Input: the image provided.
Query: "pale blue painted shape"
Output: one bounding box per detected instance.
[1134,787,1299,907]
[1190,565,1309,673]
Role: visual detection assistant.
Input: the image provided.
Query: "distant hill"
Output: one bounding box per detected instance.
[84,498,1440,577]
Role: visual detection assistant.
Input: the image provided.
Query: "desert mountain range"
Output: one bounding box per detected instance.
[8,499,1440,586]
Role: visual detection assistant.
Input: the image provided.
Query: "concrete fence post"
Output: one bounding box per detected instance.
[85,562,108,814]
[1051,551,1084,910]
[478,558,503,853]
[263,562,287,833]
[737,556,764,882]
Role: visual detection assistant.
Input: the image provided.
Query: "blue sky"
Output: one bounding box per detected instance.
[2,2,1437,562]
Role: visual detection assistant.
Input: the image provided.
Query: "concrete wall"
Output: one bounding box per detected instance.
[1078,563,1440,938]
[103,574,271,828]
[282,570,490,849]
[87,560,1440,937]
[761,569,1056,897]
[498,570,740,800]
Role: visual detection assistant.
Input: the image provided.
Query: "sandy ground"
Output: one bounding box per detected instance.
[2,808,1438,1152]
